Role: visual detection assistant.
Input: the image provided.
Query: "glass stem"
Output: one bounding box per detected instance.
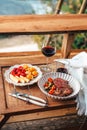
[46,57,49,70]
[12,85,16,93]
[28,85,31,95]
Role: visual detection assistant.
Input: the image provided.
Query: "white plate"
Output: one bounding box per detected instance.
[38,72,80,100]
[4,64,42,86]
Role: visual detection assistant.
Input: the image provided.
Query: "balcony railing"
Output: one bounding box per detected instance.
[0,14,87,58]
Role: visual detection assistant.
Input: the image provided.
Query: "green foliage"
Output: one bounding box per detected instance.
[39,0,87,50]
[60,0,87,49]
[61,0,82,13]
[73,33,87,49]
[33,35,44,49]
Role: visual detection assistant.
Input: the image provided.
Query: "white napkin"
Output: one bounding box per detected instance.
[55,51,87,116]
[65,52,87,116]
[68,51,87,68]
[55,51,87,68]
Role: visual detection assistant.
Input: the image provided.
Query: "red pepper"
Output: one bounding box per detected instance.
[48,78,53,83]
[51,85,56,90]
[48,89,54,95]
[44,83,49,87]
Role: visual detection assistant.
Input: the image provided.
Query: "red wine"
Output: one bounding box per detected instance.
[42,46,55,57]
[56,68,68,74]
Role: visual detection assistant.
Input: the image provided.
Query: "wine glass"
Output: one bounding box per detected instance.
[41,38,56,72]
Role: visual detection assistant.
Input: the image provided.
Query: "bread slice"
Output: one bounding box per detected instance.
[20,76,29,83]
[10,74,19,83]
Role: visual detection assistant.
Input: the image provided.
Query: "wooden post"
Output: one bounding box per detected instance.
[79,0,87,14]
[61,33,75,58]
[61,0,87,58]
[46,0,64,45]
[0,115,4,121]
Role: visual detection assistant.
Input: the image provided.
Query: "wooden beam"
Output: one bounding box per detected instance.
[55,0,64,14]
[7,107,76,123]
[0,115,4,121]
[0,14,87,34]
[79,0,87,14]
[61,33,75,58]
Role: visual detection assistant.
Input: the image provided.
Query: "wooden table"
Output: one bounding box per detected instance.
[0,50,87,130]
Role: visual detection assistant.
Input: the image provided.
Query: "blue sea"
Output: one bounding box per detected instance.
[0,0,47,15]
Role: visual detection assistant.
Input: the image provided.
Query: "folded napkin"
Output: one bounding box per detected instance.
[66,52,87,116]
[55,51,87,116]
[55,51,87,68]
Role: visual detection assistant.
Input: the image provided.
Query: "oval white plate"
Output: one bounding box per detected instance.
[38,72,80,100]
[4,64,42,86]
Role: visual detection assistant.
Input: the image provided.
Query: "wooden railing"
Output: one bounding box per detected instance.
[0,14,87,58]
[0,14,87,34]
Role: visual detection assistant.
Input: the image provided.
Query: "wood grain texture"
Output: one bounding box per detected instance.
[1,67,76,115]
[0,50,86,129]
[61,33,75,58]
[0,14,87,34]
[0,50,78,117]
[0,50,87,66]
[0,68,6,113]
[7,107,76,123]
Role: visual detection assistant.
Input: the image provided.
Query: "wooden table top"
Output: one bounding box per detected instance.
[0,51,78,117]
[0,66,76,115]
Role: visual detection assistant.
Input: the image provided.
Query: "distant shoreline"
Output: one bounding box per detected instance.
[0,35,39,52]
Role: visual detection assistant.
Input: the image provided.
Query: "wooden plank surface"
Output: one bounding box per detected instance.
[0,50,86,124]
[0,68,6,113]
[7,107,76,123]
[0,51,61,66]
[0,54,60,66]
[0,14,87,34]
[0,115,4,122]
[0,50,87,66]
[0,66,76,115]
